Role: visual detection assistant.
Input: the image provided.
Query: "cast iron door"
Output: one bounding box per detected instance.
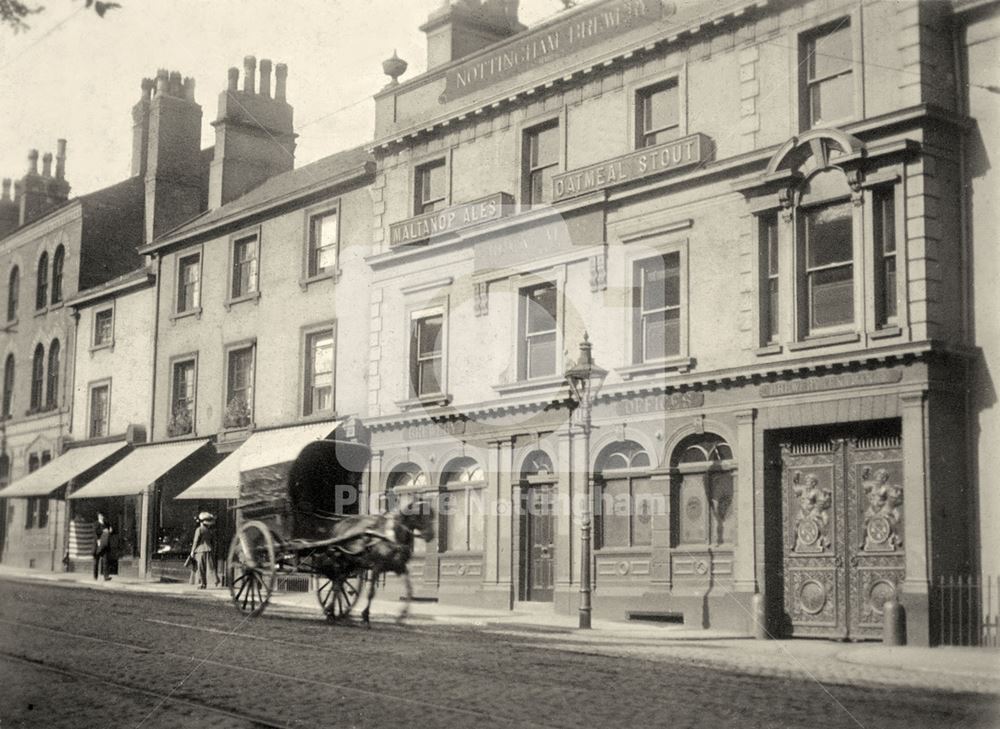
[781,437,904,639]
[527,485,555,602]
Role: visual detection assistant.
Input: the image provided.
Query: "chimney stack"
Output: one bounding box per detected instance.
[131,78,154,177]
[421,0,524,71]
[16,142,70,227]
[209,56,295,209]
[142,67,204,243]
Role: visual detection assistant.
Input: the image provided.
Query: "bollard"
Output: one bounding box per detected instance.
[883,596,907,645]
[752,593,770,640]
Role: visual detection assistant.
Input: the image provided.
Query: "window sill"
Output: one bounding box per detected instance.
[2,319,17,332]
[224,291,261,311]
[396,393,452,411]
[869,325,902,340]
[298,410,338,424]
[754,344,783,356]
[49,301,64,311]
[90,342,114,354]
[218,425,255,443]
[787,331,860,351]
[492,375,567,396]
[299,269,340,290]
[617,357,693,380]
[594,546,653,555]
[170,307,202,323]
[33,307,48,318]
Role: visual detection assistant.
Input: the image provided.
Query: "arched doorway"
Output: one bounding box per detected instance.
[518,451,556,602]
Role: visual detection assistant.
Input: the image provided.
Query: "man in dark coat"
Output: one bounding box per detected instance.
[93,512,113,581]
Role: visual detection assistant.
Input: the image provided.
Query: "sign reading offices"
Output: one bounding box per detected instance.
[441,0,668,102]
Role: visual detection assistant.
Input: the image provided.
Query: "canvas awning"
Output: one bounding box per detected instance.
[0,441,129,498]
[175,420,341,500]
[68,439,210,499]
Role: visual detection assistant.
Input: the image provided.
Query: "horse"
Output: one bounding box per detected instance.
[328,498,435,626]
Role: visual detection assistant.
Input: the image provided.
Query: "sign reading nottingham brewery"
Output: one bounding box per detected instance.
[552,133,712,202]
[441,0,668,102]
[389,192,514,248]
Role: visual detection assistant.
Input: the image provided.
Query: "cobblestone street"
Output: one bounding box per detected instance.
[0,578,997,728]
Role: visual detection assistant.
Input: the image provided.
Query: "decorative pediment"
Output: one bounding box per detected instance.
[765,128,865,178]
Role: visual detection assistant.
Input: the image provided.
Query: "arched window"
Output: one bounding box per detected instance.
[7,266,18,321]
[670,433,736,547]
[520,451,554,481]
[385,463,430,554]
[30,343,44,411]
[595,441,655,549]
[45,339,60,409]
[51,245,64,305]
[35,252,48,310]
[441,457,485,553]
[2,355,13,418]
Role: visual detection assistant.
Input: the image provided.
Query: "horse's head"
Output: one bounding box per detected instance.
[398,499,435,542]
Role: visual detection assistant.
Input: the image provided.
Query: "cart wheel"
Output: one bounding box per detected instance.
[316,569,367,622]
[227,521,276,617]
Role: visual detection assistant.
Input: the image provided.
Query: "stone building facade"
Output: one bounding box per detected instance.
[363,0,984,643]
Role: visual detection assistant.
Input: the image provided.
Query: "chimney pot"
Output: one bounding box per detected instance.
[156,69,169,95]
[2,179,10,201]
[168,70,183,97]
[259,58,272,98]
[274,63,288,101]
[56,139,67,181]
[243,55,257,94]
[141,77,154,99]
[183,77,196,102]
[227,67,239,92]
[41,153,52,178]
[27,149,39,175]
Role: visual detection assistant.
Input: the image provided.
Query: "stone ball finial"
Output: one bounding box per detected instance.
[382,50,408,86]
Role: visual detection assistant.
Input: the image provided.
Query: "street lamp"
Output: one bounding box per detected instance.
[564,333,607,629]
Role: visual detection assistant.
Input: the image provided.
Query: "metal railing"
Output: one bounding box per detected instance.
[937,574,999,647]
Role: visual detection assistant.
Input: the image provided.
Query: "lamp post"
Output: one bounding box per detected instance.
[564,333,607,629]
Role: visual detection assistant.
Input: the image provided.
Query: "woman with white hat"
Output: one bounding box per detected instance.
[189,511,219,589]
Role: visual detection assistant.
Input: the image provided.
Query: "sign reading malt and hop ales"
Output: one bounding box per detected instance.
[389,192,515,248]
[552,133,712,202]
[440,0,670,102]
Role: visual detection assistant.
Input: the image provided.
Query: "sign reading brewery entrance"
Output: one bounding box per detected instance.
[441,0,669,102]
[552,134,711,203]
[389,192,514,248]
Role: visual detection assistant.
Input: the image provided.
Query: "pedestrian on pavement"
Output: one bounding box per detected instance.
[93,512,113,581]
[190,512,219,589]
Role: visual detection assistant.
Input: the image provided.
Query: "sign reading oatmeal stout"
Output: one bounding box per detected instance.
[552,134,712,202]
[441,0,668,102]
[613,391,704,417]
[389,193,514,248]
[759,370,903,398]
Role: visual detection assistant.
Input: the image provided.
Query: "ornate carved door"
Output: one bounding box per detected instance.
[781,436,904,639]
[526,484,555,602]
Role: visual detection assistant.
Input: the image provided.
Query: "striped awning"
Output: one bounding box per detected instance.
[68,439,210,499]
[0,441,129,498]
[175,420,341,500]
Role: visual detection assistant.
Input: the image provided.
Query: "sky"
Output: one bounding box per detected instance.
[0,0,568,196]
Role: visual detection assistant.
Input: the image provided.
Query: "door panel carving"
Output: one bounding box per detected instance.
[780,435,903,639]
